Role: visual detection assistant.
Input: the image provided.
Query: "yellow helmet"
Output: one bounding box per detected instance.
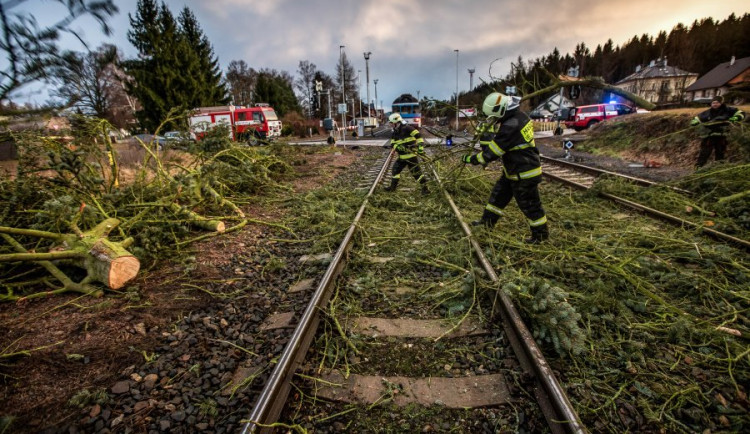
[482,92,520,118]
[388,113,403,124]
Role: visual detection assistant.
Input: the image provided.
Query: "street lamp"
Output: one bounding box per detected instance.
[373,79,379,122]
[358,69,362,120]
[364,51,371,125]
[339,45,346,141]
[455,49,459,130]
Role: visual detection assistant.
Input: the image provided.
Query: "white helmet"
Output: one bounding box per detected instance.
[388,113,403,124]
[482,92,520,118]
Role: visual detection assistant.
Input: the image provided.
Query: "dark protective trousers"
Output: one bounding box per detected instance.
[388,156,427,188]
[696,136,728,167]
[480,175,548,237]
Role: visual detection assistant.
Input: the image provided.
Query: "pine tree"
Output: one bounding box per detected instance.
[178,8,228,107]
[123,1,227,132]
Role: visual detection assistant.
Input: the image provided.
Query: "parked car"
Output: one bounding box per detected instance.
[130,134,168,149]
[564,103,635,131]
[164,131,196,145]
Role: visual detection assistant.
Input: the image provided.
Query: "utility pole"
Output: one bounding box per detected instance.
[454,49,459,131]
[373,79,379,120]
[364,51,371,126]
[358,69,362,120]
[339,45,346,141]
[468,68,475,91]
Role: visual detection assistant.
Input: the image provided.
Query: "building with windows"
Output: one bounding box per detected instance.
[614,58,698,106]
[685,56,750,104]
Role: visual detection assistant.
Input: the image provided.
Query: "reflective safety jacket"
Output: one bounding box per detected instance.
[469,109,541,180]
[475,121,499,149]
[691,105,745,139]
[390,123,425,159]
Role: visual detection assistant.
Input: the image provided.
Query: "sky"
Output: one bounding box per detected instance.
[10,0,750,110]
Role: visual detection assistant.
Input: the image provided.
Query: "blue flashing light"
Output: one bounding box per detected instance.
[608,100,617,104]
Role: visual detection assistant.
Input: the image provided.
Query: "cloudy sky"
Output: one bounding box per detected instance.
[12,0,750,109]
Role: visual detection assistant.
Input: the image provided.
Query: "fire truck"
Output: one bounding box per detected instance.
[189,104,282,144]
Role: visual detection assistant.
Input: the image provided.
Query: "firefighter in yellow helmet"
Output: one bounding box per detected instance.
[384,113,429,195]
[462,92,549,243]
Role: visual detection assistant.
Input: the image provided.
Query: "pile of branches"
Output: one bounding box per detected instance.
[0,116,291,301]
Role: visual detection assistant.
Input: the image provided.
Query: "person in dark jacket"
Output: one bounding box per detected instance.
[690,95,745,167]
[462,92,548,243]
[384,113,429,195]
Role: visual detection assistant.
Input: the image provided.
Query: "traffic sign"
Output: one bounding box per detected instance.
[564,141,574,149]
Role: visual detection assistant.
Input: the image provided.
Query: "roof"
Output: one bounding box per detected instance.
[685,56,750,92]
[616,62,697,85]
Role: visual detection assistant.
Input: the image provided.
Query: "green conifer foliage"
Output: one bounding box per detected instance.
[123,0,228,132]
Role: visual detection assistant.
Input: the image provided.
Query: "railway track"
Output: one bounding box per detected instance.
[59,137,747,433]
[240,148,585,433]
[540,155,750,250]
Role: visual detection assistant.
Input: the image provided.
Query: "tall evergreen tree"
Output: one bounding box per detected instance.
[178,8,228,106]
[123,0,227,132]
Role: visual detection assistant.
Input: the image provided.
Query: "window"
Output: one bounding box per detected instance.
[253,112,263,122]
[237,112,247,121]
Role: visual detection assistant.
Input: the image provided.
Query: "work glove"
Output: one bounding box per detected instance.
[462,154,476,165]
[690,118,700,126]
[417,146,425,155]
[729,115,740,122]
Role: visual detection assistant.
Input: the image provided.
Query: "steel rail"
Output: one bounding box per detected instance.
[425,161,586,434]
[540,155,692,194]
[543,170,750,251]
[240,150,395,433]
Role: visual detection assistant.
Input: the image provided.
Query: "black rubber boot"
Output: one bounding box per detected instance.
[525,224,549,244]
[471,210,500,228]
[384,179,399,192]
[421,184,429,195]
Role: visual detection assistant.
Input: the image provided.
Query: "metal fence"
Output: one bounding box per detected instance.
[533,121,558,132]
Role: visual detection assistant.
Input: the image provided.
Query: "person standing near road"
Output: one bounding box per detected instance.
[462,92,549,244]
[383,113,429,195]
[690,95,745,167]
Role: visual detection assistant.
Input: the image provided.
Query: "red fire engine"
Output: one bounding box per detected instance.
[189,104,282,144]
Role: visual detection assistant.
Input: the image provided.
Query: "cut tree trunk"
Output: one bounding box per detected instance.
[62,219,140,290]
[1,218,140,291]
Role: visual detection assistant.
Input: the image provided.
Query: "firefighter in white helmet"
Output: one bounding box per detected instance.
[462,92,549,243]
[384,113,429,195]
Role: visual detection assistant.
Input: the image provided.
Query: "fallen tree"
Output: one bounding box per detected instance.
[0,218,138,300]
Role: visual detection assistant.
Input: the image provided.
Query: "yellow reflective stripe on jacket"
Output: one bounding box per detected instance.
[410,130,424,145]
[393,137,416,146]
[488,140,504,156]
[528,215,547,227]
[508,141,536,152]
[504,166,542,180]
[484,204,504,216]
[476,153,486,165]
[399,153,417,159]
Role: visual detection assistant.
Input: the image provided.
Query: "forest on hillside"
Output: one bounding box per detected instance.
[450,13,750,113]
